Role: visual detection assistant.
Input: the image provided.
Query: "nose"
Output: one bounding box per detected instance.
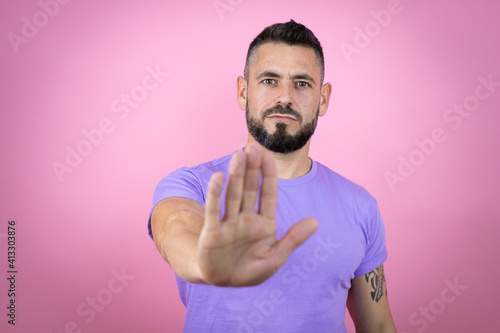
[276,82,293,106]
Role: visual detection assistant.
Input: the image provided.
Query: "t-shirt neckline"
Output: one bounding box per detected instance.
[235,148,318,187]
[277,158,318,187]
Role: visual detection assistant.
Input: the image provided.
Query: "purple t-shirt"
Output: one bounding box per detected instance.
[149,152,388,333]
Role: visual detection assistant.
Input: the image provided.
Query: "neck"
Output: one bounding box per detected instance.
[246,135,312,179]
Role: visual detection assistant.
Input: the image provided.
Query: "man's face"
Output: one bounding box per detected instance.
[244,42,325,153]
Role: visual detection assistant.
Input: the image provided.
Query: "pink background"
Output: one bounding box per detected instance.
[1,0,499,332]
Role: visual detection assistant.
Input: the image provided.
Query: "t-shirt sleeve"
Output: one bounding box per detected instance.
[353,204,388,277]
[147,167,206,240]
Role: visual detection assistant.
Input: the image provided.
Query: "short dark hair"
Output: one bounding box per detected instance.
[244,20,325,83]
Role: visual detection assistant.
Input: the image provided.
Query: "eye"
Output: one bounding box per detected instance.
[296,81,309,88]
[262,79,276,85]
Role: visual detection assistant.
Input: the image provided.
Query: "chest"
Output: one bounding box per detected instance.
[275,187,368,286]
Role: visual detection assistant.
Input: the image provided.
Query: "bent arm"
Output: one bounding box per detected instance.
[347,264,397,333]
[150,196,207,284]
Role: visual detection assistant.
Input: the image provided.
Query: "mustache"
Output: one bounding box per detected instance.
[262,105,303,123]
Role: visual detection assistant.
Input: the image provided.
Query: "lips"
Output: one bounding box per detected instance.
[268,114,296,121]
[261,105,303,123]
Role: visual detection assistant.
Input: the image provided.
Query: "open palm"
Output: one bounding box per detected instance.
[198,145,318,286]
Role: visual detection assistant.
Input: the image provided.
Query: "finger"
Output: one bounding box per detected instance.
[224,151,246,220]
[273,218,318,267]
[241,144,262,212]
[204,172,224,230]
[258,151,278,218]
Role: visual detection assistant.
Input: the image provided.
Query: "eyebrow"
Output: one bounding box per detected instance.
[256,71,316,85]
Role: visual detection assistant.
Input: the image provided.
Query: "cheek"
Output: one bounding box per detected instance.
[298,93,321,115]
[248,95,271,117]
[250,91,272,109]
[295,89,319,105]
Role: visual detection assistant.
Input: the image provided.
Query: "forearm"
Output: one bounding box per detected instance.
[152,204,207,284]
[160,226,206,284]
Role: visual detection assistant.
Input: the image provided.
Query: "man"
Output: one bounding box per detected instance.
[149,20,396,332]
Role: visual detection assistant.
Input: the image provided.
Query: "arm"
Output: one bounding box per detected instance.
[150,145,318,286]
[347,265,397,333]
[150,196,207,283]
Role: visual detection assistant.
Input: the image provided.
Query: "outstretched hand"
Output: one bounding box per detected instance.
[198,144,318,286]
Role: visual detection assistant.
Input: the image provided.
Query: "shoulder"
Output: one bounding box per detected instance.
[190,152,233,173]
[315,161,376,202]
[174,152,233,186]
[312,160,379,218]
[152,152,234,205]
[160,154,232,185]
[166,152,234,180]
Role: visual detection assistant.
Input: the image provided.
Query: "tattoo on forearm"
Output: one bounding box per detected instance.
[364,266,386,302]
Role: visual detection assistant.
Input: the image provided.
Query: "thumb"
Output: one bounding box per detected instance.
[273,218,318,267]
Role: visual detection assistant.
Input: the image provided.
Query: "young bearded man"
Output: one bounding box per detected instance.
[149,20,397,333]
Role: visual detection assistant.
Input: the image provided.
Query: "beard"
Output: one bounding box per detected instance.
[246,101,319,154]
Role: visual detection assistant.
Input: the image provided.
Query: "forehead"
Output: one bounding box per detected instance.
[250,42,320,79]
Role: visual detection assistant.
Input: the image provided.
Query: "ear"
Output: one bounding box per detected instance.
[236,76,248,111]
[318,82,332,117]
